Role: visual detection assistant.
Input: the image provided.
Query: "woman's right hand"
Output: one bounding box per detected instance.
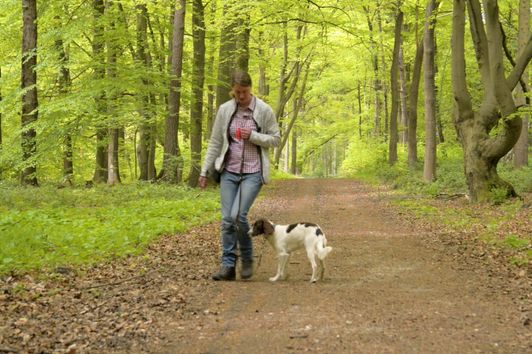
[198,176,208,189]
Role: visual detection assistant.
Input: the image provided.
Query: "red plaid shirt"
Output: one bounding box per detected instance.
[225,97,261,174]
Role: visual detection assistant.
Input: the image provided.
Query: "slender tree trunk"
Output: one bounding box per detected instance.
[215,2,237,110]
[236,10,250,72]
[452,0,531,202]
[92,0,107,183]
[258,31,269,97]
[21,0,38,186]
[423,0,439,182]
[513,0,530,167]
[274,60,310,167]
[364,6,381,137]
[188,0,206,187]
[408,40,423,169]
[136,3,156,181]
[55,29,73,182]
[205,0,216,140]
[291,127,297,175]
[399,46,408,144]
[388,9,403,165]
[161,0,185,183]
[379,10,390,142]
[106,2,120,186]
[357,80,363,139]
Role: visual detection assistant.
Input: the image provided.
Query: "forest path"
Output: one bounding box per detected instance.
[155,179,530,353]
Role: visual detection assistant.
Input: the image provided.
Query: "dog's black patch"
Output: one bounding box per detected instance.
[315,228,323,236]
[304,222,318,228]
[286,223,299,233]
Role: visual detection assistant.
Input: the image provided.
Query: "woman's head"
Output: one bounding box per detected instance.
[231,70,253,107]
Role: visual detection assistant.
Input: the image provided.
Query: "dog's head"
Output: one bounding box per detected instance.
[249,218,275,237]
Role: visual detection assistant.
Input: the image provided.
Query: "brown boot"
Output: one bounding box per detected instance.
[212,266,236,281]
[241,261,253,280]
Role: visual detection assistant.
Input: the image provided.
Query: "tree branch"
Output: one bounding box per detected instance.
[451,0,474,122]
[500,21,529,100]
[506,34,532,90]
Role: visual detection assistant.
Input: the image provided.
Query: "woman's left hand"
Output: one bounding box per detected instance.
[240,128,252,140]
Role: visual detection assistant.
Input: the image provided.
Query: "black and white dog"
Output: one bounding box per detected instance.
[249,218,332,282]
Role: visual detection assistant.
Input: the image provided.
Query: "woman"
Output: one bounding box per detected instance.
[199,70,280,281]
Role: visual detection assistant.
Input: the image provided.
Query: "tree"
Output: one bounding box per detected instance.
[407,40,423,170]
[513,0,530,167]
[161,0,185,183]
[388,6,403,165]
[215,1,238,110]
[106,2,120,186]
[92,0,108,184]
[21,0,38,186]
[136,3,157,181]
[451,0,532,201]
[423,0,440,182]
[54,15,73,183]
[188,0,206,187]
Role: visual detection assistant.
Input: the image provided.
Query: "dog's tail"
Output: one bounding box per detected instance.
[316,235,332,260]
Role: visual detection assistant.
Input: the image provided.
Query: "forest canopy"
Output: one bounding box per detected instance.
[0,0,530,202]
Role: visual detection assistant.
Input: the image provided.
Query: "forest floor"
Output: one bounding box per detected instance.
[0,179,530,353]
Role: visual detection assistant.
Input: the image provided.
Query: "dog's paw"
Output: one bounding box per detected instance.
[269,276,279,282]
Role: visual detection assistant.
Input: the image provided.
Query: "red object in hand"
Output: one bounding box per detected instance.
[236,127,241,140]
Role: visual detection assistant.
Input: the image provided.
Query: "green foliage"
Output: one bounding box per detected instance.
[0,183,220,274]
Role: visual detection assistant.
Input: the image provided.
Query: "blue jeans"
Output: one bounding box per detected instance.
[220,170,262,267]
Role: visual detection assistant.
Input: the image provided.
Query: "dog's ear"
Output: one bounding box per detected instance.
[250,219,263,237]
[262,219,274,235]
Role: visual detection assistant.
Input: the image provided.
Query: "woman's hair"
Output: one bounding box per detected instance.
[231,70,252,87]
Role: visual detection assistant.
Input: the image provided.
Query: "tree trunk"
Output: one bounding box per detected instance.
[136,4,157,181]
[388,9,403,165]
[161,0,185,183]
[21,0,38,186]
[274,60,310,167]
[215,2,237,110]
[451,0,532,202]
[357,80,363,139]
[399,46,408,145]
[513,0,529,167]
[379,11,390,142]
[55,25,73,182]
[236,10,250,72]
[205,0,216,140]
[291,127,298,175]
[364,6,382,137]
[258,32,269,97]
[106,2,120,186]
[408,40,423,170]
[423,0,439,182]
[92,0,107,183]
[188,0,205,187]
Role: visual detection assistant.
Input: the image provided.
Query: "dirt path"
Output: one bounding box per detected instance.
[1,179,529,353]
[153,179,530,353]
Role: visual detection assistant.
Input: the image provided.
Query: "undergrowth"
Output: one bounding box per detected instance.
[0,182,220,275]
[340,140,531,267]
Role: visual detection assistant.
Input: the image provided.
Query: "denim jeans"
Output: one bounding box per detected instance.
[219,170,262,267]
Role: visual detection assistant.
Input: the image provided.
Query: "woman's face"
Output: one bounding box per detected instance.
[233,84,252,107]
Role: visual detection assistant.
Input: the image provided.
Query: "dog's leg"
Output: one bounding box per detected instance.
[280,253,290,280]
[307,251,318,283]
[270,254,288,282]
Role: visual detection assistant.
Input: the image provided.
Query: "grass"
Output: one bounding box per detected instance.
[0,182,220,274]
[340,141,531,267]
